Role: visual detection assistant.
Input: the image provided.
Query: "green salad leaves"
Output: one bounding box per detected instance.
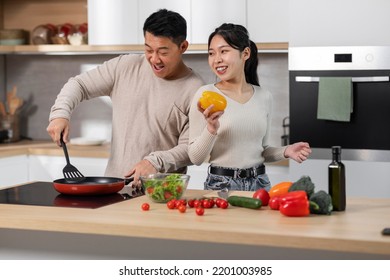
[143,174,184,202]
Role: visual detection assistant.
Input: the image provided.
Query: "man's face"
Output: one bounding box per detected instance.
[144,32,186,80]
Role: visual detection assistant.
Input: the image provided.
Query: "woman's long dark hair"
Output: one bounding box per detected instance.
[208,23,259,86]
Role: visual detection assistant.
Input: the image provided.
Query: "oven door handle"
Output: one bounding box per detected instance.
[295,76,389,82]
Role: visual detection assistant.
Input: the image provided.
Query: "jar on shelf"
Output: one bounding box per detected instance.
[0,114,20,143]
[52,23,75,44]
[31,24,57,45]
[67,23,88,45]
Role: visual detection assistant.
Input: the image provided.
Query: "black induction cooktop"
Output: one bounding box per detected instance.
[0,182,143,209]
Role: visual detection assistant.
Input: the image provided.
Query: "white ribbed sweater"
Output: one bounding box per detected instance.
[188,84,286,169]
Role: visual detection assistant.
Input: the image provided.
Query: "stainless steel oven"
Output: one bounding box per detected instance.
[289,46,390,161]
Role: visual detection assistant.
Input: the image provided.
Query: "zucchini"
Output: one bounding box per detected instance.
[227,196,262,209]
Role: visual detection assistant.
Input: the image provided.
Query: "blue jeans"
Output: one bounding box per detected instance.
[204,166,271,192]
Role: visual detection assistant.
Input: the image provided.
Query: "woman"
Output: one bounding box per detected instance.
[188,23,311,191]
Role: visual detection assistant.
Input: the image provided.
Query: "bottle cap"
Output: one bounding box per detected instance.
[331,146,342,154]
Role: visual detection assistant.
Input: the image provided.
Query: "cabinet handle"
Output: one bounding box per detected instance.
[295,76,389,82]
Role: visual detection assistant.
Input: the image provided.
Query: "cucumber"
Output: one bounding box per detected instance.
[227,196,262,209]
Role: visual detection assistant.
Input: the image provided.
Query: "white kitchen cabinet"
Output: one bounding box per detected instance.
[191,0,246,44]
[88,0,139,45]
[28,155,108,182]
[89,0,246,45]
[0,155,29,189]
[247,0,289,43]
[289,0,390,47]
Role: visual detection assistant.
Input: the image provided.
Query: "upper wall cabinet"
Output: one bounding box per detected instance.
[88,0,191,45]
[89,0,247,45]
[289,0,390,47]
[247,0,289,43]
[88,0,138,45]
[191,0,246,44]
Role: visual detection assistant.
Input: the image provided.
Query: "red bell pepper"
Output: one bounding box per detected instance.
[269,190,307,211]
[278,191,310,217]
[280,190,307,202]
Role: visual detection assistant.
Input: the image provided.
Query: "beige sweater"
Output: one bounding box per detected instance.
[188,84,286,169]
[50,54,204,177]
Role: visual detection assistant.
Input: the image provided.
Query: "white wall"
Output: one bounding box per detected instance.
[289,0,390,47]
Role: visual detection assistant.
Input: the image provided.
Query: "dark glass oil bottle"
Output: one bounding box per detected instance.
[328,146,346,211]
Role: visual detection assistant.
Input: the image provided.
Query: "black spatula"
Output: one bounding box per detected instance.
[60,134,85,183]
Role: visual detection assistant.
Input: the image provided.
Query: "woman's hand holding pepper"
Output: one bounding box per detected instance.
[197,101,224,135]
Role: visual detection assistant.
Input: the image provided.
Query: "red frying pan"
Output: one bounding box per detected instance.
[53,133,135,196]
[53,177,134,196]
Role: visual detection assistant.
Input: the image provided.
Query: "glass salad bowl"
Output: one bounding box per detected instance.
[140,173,190,203]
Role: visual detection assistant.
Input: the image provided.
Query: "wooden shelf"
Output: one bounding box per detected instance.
[0,42,288,55]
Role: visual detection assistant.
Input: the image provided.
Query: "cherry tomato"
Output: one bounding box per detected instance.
[187,199,195,208]
[269,196,281,210]
[215,198,222,208]
[202,199,212,209]
[193,199,203,208]
[141,203,150,211]
[167,200,176,209]
[164,191,173,200]
[195,207,205,216]
[253,189,270,206]
[178,205,187,213]
[146,187,154,194]
[219,200,229,209]
[175,199,186,208]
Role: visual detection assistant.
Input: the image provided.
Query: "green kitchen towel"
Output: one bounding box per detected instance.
[317,77,353,122]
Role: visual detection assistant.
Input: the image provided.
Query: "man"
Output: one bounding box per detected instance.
[46,9,204,184]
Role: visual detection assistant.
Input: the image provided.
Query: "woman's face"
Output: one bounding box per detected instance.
[208,34,249,83]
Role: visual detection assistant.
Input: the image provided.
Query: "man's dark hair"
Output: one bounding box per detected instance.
[143,9,187,46]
